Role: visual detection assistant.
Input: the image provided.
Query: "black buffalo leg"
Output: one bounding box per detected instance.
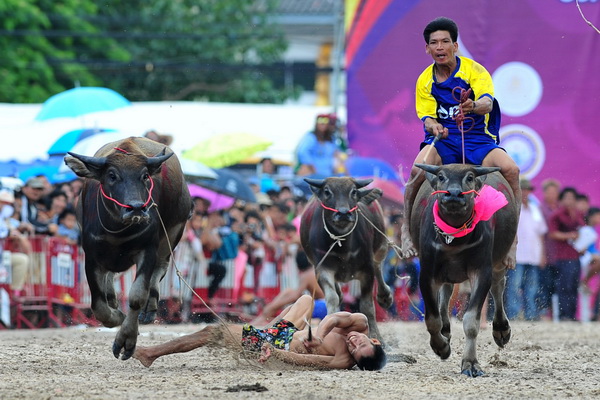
[86,261,125,328]
[421,277,451,359]
[490,264,511,348]
[461,272,492,377]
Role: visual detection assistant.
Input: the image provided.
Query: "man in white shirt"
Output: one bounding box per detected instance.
[505,179,548,320]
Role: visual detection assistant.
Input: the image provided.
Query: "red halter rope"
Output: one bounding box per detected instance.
[431,189,480,196]
[320,202,358,213]
[100,177,154,209]
[99,146,155,209]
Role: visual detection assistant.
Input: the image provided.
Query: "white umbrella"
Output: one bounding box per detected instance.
[64,131,136,157]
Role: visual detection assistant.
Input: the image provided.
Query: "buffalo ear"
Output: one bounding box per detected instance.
[146,148,173,175]
[473,166,500,189]
[64,153,107,180]
[353,178,373,189]
[359,187,382,205]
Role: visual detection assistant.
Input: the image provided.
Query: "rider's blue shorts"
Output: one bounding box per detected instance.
[421,133,504,165]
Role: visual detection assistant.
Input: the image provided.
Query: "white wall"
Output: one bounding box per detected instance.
[0,102,345,164]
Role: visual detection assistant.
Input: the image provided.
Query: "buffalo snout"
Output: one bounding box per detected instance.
[122,201,151,225]
[439,187,469,210]
[332,208,356,223]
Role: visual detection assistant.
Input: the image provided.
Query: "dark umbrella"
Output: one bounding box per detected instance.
[195,168,256,203]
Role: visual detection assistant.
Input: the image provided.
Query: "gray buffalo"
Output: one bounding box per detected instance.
[65,137,192,360]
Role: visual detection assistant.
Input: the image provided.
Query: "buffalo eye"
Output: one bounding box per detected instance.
[142,173,150,182]
[350,188,358,197]
[438,174,445,183]
[466,174,474,183]
[323,187,332,198]
[108,171,117,183]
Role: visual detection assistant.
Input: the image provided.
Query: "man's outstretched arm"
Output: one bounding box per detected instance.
[259,344,351,370]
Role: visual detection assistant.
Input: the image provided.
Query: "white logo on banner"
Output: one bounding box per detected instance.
[493,62,543,117]
[500,124,546,179]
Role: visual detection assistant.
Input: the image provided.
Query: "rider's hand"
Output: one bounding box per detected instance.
[302,335,324,350]
[424,117,448,139]
[431,124,449,139]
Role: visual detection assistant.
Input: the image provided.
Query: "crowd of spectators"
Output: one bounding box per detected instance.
[0,176,82,299]
[503,178,600,322]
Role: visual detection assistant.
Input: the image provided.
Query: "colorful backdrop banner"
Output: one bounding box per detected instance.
[347,0,600,203]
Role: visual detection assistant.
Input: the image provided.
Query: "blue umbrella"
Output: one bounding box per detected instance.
[35,87,131,121]
[346,156,400,182]
[48,128,116,156]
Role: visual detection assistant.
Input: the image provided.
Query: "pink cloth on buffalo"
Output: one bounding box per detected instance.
[433,184,508,238]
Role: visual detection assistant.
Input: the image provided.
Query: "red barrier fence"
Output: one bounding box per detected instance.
[0,236,392,329]
[0,236,96,329]
[0,236,297,329]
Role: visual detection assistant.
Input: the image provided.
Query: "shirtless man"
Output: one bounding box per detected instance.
[133,295,386,371]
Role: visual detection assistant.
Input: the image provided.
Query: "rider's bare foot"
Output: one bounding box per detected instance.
[133,346,156,368]
[400,224,418,258]
[502,239,517,270]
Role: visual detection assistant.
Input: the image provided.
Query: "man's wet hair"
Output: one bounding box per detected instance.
[423,17,458,43]
[356,343,387,371]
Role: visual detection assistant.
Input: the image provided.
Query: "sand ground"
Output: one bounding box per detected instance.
[1,319,599,399]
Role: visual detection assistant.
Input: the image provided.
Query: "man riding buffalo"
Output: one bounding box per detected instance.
[401,17,521,266]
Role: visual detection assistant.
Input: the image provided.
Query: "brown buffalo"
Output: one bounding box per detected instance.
[65,137,192,360]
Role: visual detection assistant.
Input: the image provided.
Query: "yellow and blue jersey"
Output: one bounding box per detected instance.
[416,56,501,143]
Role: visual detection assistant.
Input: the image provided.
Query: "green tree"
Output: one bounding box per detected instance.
[95,0,297,103]
[0,0,129,103]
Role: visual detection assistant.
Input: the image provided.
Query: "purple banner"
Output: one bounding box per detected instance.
[347,0,600,204]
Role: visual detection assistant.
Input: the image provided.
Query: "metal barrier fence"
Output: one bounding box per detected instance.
[0,236,302,328]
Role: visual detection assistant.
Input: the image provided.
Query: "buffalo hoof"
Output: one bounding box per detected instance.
[138,310,157,325]
[113,340,136,361]
[377,291,394,310]
[431,337,451,360]
[461,362,484,378]
[492,322,511,348]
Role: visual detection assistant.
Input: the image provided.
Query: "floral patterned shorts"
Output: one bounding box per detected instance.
[241,319,298,352]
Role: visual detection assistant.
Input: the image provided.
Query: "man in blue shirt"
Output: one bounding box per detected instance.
[296,114,341,176]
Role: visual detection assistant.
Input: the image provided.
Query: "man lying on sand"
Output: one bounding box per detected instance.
[133,295,387,370]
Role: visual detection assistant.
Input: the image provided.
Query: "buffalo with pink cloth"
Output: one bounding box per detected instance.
[408,163,518,377]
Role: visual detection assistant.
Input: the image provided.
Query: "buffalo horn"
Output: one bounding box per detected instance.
[303,178,325,188]
[66,152,107,169]
[146,151,173,169]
